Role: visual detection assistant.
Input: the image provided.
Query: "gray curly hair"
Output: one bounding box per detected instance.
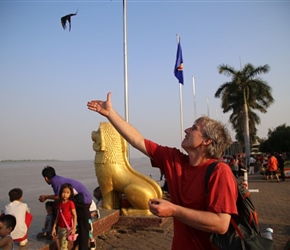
[195,116,232,159]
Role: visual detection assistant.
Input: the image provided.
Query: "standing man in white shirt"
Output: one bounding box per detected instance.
[249,154,256,175]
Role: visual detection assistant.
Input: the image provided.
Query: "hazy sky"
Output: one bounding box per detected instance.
[1,0,289,161]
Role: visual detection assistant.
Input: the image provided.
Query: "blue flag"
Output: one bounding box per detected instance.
[174,41,184,85]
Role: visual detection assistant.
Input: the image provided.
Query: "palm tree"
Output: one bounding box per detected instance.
[215,63,274,166]
[230,108,259,146]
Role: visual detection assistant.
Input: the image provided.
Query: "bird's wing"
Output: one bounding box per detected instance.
[61,16,68,30]
[68,10,78,17]
[61,10,77,31]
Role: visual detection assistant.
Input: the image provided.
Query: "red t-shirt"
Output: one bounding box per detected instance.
[268,156,278,171]
[145,139,238,250]
[57,200,75,228]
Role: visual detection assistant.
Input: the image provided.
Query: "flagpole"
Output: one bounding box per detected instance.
[179,84,184,144]
[176,34,184,146]
[123,0,130,159]
[123,0,128,123]
[192,75,196,120]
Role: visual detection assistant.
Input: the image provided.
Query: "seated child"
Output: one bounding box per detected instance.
[37,201,54,239]
[90,199,100,220]
[4,188,32,246]
[93,186,103,210]
[88,200,99,250]
[0,214,16,250]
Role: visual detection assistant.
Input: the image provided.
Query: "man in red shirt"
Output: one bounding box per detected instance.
[87,92,238,250]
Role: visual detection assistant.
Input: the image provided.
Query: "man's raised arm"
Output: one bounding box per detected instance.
[87,92,148,156]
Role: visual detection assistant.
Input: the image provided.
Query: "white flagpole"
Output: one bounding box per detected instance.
[123,0,130,159]
[176,34,184,146]
[123,0,128,123]
[179,84,184,144]
[192,75,196,120]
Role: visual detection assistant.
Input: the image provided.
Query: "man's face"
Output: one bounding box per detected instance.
[44,177,51,185]
[182,122,205,151]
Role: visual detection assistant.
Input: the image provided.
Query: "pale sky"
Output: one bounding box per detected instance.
[1,0,289,161]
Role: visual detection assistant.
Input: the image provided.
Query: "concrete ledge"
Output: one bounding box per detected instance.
[92,209,120,237]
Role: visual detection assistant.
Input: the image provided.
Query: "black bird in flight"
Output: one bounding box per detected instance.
[61,10,78,31]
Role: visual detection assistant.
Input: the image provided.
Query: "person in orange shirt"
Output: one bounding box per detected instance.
[267,153,280,182]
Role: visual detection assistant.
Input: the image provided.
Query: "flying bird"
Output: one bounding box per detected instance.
[61,10,78,31]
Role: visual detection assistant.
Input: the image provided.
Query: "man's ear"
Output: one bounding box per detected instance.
[203,139,213,146]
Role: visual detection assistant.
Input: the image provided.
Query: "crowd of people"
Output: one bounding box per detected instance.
[222,152,287,182]
[0,166,103,250]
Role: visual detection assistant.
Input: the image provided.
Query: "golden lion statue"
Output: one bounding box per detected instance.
[92,122,162,216]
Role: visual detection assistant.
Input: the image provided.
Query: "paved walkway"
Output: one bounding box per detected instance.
[94,173,290,250]
[247,174,290,250]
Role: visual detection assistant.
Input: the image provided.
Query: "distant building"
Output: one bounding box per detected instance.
[251,142,261,155]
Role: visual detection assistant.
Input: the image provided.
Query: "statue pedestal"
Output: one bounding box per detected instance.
[91,209,167,237]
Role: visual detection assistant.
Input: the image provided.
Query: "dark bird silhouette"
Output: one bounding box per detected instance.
[61,10,78,31]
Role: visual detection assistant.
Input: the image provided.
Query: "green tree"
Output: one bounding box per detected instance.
[215,63,274,164]
[229,107,259,148]
[260,124,290,153]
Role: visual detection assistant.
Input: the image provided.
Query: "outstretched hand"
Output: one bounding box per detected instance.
[87,92,112,117]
